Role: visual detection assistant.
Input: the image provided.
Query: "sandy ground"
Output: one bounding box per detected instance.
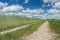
[0,25,29,35]
[24,21,55,40]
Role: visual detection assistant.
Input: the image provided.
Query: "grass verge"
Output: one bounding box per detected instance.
[0,15,40,31]
[49,20,60,40]
[0,20,44,40]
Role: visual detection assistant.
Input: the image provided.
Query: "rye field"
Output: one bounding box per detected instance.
[0,15,43,31]
[49,20,60,40]
[0,15,45,40]
[0,15,60,40]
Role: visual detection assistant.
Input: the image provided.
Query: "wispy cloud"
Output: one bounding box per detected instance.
[24,0,29,3]
[0,1,60,19]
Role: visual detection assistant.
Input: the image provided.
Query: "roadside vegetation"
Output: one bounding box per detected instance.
[49,20,60,40]
[0,19,44,40]
[0,15,41,31]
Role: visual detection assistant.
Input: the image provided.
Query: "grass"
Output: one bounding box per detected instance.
[0,20,44,40]
[0,15,40,31]
[49,20,60,40]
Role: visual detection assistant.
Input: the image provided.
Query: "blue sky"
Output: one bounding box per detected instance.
[0,0,44,9]
[0,0,60,19]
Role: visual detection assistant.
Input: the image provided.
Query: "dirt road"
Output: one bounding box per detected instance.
[25,21,55,40]
[0,25,29,35]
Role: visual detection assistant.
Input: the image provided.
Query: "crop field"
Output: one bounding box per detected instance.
[49,20,60,40]
[1,15,60,40]
[0,15,45,40]
[0,15,41,31]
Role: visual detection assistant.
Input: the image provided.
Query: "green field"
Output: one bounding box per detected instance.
[0,15,44,40]
[49,20,60,40]
[0,15,41,31]
[1,15,60,40]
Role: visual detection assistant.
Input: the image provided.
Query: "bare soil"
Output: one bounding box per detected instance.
[24,21,56,40]
[0,25,29,35]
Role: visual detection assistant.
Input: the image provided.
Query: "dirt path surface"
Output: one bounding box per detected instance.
[0,25,29,35]
[25,21,55,40]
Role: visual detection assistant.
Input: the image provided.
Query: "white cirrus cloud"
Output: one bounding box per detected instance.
[21,8,45,18]
[47,9,60,14]
[24,0,29,3]
[53,2,60,8]
[0,2,8,7]
[22,8,44,14]
[43,0,59,3]
[1,5,23,12]
[44,9,60,19]
[0,2,60,19]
